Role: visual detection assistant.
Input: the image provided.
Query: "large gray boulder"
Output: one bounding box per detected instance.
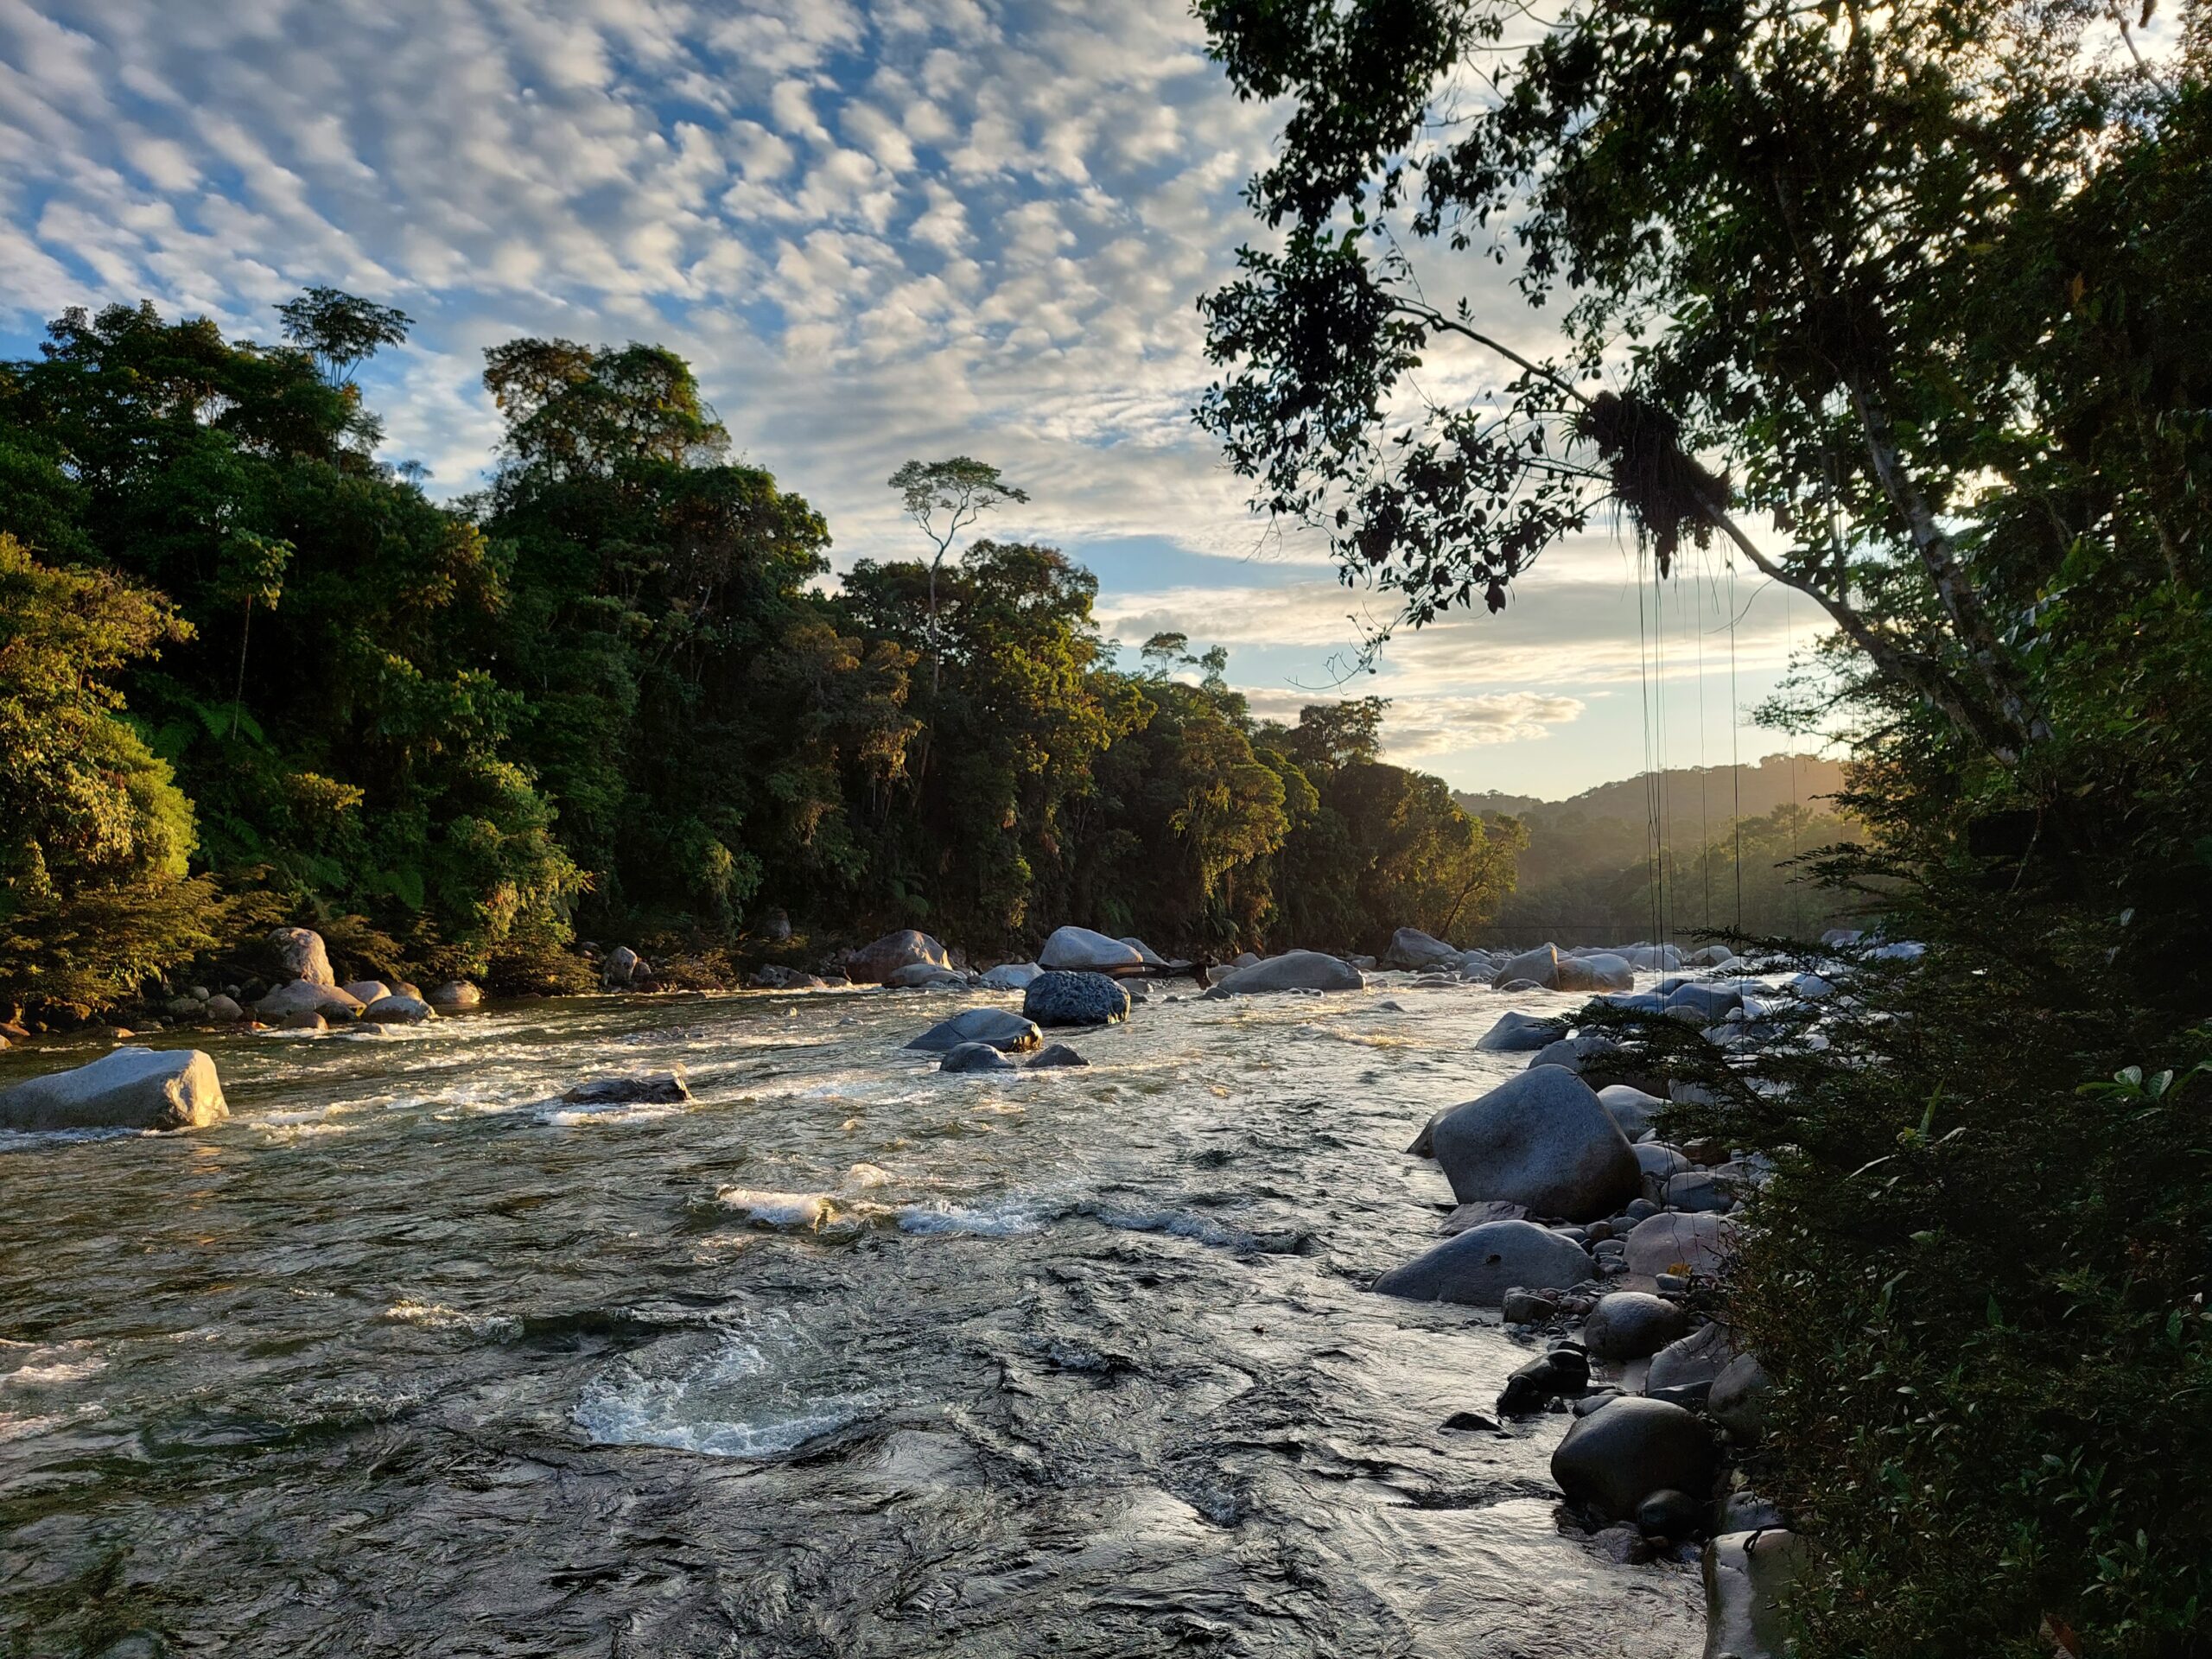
[1202,950,1363,996]
[1491,944,1561,989]
[906,1007,1042,1053]
[1022,970,1130,1027]
[1709,1352,1773,1443]
[847,929,949,985]
[1598,1084,1665,1140]
[269,926,335,986]
[1039,926,1145,974]
[1637,1142,1692,1202]
[1477,1010,1566,1052]
[202,994,245,1022]
[980,962,1042,991]
[1118,936,1170,968]
[428,980,482,1010]
[1385,927,1460,969]
[364,994,435,1025]
[1528,1030,1625,1077]
[1557,952,1635,993]
[1583,1291,1690,1363]
[257,980,365,1020]
[0,1046,227,1132]
[1665,981,1742,1022]
[1370,1219,1592,1307]
[1550,1396,1717,1522]
[1427,1065,1642,1221]
[1647,1322,1738,1398]
[1703,1529,1802,1659]
[1624,1211,1740,1278]
[341,980,390,1006]
[603,945,645,986]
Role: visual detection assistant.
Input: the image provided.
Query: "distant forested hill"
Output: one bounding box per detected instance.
[1455,754,1862,943]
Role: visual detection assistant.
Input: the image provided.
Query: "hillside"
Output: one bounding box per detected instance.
[1455,753,1861,942]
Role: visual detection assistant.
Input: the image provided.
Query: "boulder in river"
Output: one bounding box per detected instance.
[1201,950,1363,996]
[906,1007,1043,1053]
[751,965,830,990]
[1623,1211,1739,1278]
[980,962,1042,991]
[603,945,645,987]
[939,1041,1017,1074]
[1556,952,1635,993]
[1646,1322,1738,1403]
[1490,944,1561,989]
[1704,1529,1803,1659]
[1497,1346,1591,1414]
[1663,980,1741,1023]
[341,980,390,1006]
[1583,1291,1690,1363]
[0,1046,227,1132]
[846,929,950,985]
[1439,1198,1530,1235]
[1118,936,1170,968]
[1027,1043,1089,1069]
[1527,1030,1626,1077]
[562,1069,690,1105]
[269,926,335,986]
[1039,926,1145,974]
[1022,970,1130,1027]
[1550,1395,1717,1523]
[1370,1219,1593,1307]
[257,980,365,1020]
[364,994,436,1025]
[202,994,245,1022]
[1385,927,1460,969]
[1597,1083,1664,1141]
[283,1010,327,1032]
[1427,1065,1642,1221]
[1476,1010,1566,1052]
[428,981,482,1010]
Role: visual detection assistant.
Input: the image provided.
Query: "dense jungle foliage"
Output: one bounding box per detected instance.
[0,297,1531,1006]
[1198,0,2212,1653]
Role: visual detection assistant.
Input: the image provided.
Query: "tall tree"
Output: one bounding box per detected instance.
[887,456,1029,690]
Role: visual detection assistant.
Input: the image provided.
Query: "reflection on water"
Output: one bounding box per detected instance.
[0,982,1700,1656]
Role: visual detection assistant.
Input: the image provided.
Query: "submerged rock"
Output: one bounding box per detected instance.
[1027,1043,1089,1069]
[561,1068,690,1105]
[1427,1065,1642,1221]
[939,1041,1017,1073]
[906,1007,1043,1053]
[1201,950,1363,996]
[0,1046,227,1132]
[1370,1219,1593,1307]
[1550,1395,1717,1523]
[1023,970,1130,1027]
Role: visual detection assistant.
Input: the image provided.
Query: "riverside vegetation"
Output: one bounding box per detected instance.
[1195,0,2212,1654]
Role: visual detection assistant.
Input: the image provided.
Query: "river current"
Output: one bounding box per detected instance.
[0,979,1700,1656]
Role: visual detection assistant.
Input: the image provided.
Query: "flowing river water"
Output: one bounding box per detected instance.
[0,980,1702,1657]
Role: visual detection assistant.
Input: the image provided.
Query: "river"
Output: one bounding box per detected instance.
[0,980,1701,1656]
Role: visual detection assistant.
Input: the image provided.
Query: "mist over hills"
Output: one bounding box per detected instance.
[1455,753,1859,943]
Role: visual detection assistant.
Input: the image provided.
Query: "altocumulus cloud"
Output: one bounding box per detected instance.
[0,0,1828,795]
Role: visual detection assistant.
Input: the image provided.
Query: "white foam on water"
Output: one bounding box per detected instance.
[896,1198,1051,1237]
[381,1300,522,1341]
[715,1187,834,1229]
[0,1340,107,1386]
[840,1162,895,1190]
[0,1125,144,1152]
[573,1328,866,1459]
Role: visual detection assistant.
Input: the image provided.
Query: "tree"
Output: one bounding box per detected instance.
[887,457,1029,690]
[275,286,412,385]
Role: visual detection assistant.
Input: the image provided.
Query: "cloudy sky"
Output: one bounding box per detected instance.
[0,0,1827,800]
